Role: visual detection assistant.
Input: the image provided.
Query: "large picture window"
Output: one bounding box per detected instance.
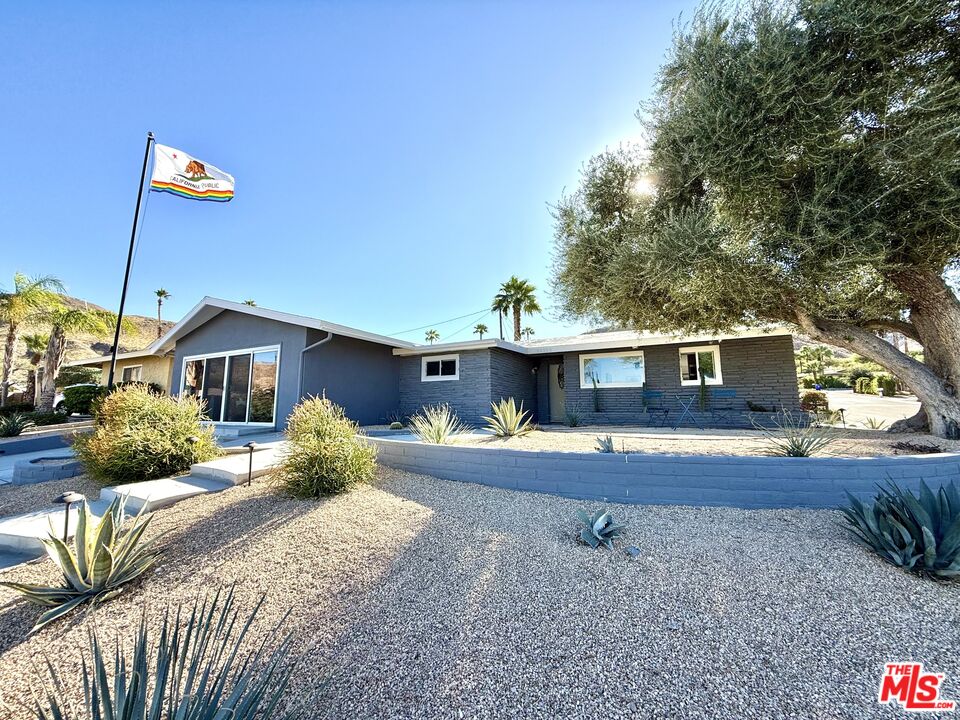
[180,345,280,424]
[579,351,646,388]
[679,345,723,386]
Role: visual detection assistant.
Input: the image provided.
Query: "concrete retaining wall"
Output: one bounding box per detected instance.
[13,457,84,485]
[366,436,960,509]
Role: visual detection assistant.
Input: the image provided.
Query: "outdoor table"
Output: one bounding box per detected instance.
[672,394,705,430]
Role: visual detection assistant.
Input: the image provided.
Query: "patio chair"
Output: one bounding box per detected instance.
[641,389,670,427]
[708,389,738,425]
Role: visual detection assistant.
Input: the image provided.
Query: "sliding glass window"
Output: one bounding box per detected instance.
[180,346,279,424]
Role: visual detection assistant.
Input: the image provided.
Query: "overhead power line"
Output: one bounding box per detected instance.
[389,308,490,336]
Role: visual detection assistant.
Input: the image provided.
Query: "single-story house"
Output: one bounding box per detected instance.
[66,297,800,429]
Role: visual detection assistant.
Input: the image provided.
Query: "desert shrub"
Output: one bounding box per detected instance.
[862,416,888,430]
[875,374,897,396]
[33,587,293,718]
[841,480,960,579]
[73,384,218,484]
[595,435,616,453]
[799,390,829,413]
[25,410,67,426]
[0,496,161,630]
[564,406,584,427]
[0,402,34,416]
[847,366,875,386]
[0,413,34,437]
[112,380,165,395]
[483,397,534,437]
[821,375,850,389]
[577,509,627,550]
[63,383,106,414]
[799,376,816,388]
[274,396,377,497]
[389,421,404,430]
[756,411,835,457]
[409,403,471,444]
[891,440,944,455]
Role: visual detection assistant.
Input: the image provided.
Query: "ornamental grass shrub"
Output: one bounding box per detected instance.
[73,384,219,485]
[274,396,377,497]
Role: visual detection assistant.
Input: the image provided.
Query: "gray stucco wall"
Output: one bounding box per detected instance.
[398,350,492,426]
[301,330,400,425]
[561,335,799,426]
[170,310,307,428]
[367,437,960,509]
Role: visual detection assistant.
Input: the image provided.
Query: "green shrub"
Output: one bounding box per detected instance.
[756,411,836,457]
[876,374,897,396]
[799,376,816,388]
[0,402,34,416]
[847,366,875,385]
[577,509,627,550]
[0,496,161,631]
[483,397,534,437]
[34,586,293,718]
[841,480,960,579]
[54,365,99,388]
[409,403,471,444]
[0,413,34,437]
[275,396,377,497]
[821,375,850,389]
[564,406,584,427]
[63,384,106,414]
[389,421,404,430]
[112,380,165,395]
[73,384,219,484]
[799,390,829,413]
[25,410,66,426]
[854,376,878,394]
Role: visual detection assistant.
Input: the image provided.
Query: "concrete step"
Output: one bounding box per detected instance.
[0,499,109,556]
[100,475,232,514]
[208,424,273,439]
[0,549,37,572]
[190,446,282,485]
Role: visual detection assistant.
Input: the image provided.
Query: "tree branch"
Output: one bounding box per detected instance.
[858,319,921,343]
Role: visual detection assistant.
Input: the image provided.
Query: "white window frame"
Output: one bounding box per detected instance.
[179,344,282,425]
[579,350,646,389]
[421,354,459,382]
[120,364,143,382]
[679,345,723,386]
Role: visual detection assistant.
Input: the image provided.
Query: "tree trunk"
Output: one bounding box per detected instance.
[1,321,17,407]
[795,311,960,439]
[37,327,66,412]
[24,368,36,409]
[157,299,163,338]
[512,308,521,342]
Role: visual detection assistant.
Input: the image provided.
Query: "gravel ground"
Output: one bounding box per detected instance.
[448,427,959,457]
[0,469,957,719]
[0,475,102,517]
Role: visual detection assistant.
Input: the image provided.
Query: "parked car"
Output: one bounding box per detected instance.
[54,383,100,413]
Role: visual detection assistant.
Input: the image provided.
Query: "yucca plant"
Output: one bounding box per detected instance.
[409,403,471,444]
[576,509,627,550]
[1,496,161,631]
[841,479,960,579]
[33,586,293,720]
[863,416,888,430]
[564,406,583,428]
[755,411,835,457]
[483,397,534,438]
[595,435,616,453]
[0,412,35,437]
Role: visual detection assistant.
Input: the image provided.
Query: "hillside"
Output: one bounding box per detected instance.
[7,295,175,392]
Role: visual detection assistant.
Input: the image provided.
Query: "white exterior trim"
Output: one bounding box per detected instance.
[679,345,723,386]
[421,354,460,382]
[578,350,646,389]
[119,364,143,382]
[179,344,282,425]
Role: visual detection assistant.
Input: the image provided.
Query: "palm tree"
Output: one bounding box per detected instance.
[473,323,488,340]
[491,291,511,340]
[154,288,171,338]
[425,329,440,345]
[22,332,48,407]
[37,307,118,411]
[493,276,541,342]
[0,273,64,406]
[522,326,535,341]
[242,299,257,306]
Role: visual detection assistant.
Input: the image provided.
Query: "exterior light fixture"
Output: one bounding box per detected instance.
[53,491,85,542]
[243,441,258,486]
[837,408,846,428]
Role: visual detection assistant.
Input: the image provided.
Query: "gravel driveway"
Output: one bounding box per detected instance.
[0,469,956,719]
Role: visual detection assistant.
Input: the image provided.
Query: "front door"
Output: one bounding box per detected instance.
[549,362,566,422]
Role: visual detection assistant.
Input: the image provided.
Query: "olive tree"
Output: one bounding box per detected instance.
[552,0,960,437]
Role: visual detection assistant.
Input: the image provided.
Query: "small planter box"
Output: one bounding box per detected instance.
[12,456,84,485]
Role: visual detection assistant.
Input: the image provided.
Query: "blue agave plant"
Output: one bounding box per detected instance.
[577,509,627,550]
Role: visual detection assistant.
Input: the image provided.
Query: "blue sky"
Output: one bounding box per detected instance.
[1,0,695,344]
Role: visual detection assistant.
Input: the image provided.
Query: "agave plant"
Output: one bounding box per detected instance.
[863,416,888,430]
[564,406,583,428]
[840,479,960,579]
[35,586,293,720]
[409,403,472,444]
[1,496,161,631]
[595,435,616,453]
[577,509,627,550]
[755,410,835,457]
[483,397,534,438]
[0,412,35,437]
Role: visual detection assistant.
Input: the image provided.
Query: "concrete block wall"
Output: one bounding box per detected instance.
[398,350,492,426]
[561,335,800,427]
[366,436,960,509]
[488,349,539,422]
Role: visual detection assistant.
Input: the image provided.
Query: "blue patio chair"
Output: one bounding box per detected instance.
[709,388,738,425]
[641,389,670,427]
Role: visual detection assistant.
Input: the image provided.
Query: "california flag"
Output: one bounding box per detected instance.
[150,144,235,202]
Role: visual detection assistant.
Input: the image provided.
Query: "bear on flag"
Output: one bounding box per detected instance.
[150,144,235,202]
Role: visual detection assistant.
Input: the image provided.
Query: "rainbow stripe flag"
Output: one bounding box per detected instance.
[150,144,234,202]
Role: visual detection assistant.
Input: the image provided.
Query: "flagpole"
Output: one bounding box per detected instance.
[107,131,155,389]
